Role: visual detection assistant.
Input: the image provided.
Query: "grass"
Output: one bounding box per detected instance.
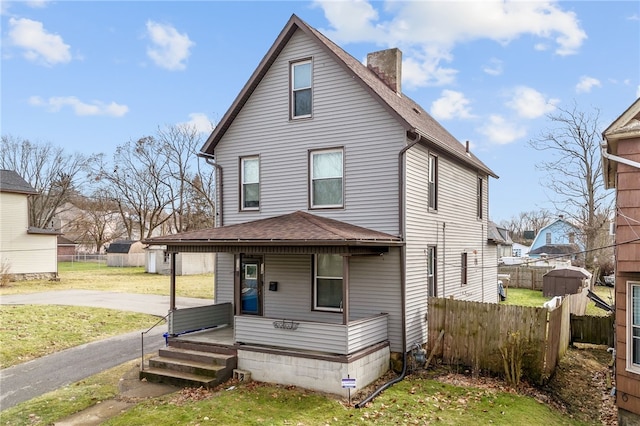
[0,360,133,425]
[503,285,614,317]
[0,262,214,298]
[0,266,604,424]
[101,377,586,426]
[0,305,159,368]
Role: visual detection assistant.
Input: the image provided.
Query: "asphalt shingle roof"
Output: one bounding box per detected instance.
[0,170,38,195]
[144,211,402,246]
[201,14,497,179]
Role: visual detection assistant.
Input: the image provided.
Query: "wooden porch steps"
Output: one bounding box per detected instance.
[140,345,237,388]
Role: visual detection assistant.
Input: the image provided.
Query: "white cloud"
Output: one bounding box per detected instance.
[575,76,602,94]
[146,21,194,71]
[430,90,474,120]
[26,0,49,8]
[315,0,586,88]
[478,114,526,145]
[8,18,71,66]
[178,113,214,134]
[506,86,559,119]
[483,58,503,76]
[29,96,128,117]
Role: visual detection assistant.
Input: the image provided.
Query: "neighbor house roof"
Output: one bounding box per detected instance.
[200,14,497,179]
[144,211,403,248]
[528,244,579,256]
[57,236,77,246]
[601,98,640,189]
[487,221,513,245]
[0,170,39,195]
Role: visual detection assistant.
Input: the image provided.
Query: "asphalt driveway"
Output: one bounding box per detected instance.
[0,290,213,410]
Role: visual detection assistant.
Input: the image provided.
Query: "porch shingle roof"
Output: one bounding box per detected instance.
[144,211,402,247]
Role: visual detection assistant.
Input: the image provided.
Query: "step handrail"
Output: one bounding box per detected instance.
[140,312,171,372]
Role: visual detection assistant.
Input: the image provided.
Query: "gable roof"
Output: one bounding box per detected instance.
[487,220,513,245]
[602,98,640,189]
[529,244,579,256]
[200,14,497,179]
[0,170,38,195]
[106,240,137,254]
[144,210,402,248]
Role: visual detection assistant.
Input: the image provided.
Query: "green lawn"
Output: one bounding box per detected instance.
[1,263,214,298]
[503,285,614,317]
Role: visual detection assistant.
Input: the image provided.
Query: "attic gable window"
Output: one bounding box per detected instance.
[291,59,312,119]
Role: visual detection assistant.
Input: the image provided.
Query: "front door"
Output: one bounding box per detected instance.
[241,257,262,315]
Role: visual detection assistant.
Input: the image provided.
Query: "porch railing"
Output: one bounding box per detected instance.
[168,302,233,335]
[234,313,388,355]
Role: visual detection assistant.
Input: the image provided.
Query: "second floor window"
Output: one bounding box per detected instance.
[310,148,343,208]
[291,60,312,119]
[241,156,259,210]
[428,154,438,210]
[461,252,468,285]
[477,176,483,219]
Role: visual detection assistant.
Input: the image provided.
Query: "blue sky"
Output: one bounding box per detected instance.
[2,0,639,223]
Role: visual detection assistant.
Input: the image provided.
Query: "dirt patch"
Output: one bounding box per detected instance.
[542,344,616,425]
[415,343,616,425]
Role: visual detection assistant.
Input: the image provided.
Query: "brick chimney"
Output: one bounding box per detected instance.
[367,48,402,94]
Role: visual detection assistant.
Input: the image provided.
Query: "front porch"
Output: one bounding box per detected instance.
[164,304,391,395]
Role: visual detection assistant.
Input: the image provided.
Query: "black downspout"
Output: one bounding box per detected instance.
[355,130,421,408]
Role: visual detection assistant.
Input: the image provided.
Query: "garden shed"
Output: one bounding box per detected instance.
[106,240,145,267]
[542,266,592,297]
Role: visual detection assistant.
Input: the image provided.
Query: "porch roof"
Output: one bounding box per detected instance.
[143,211,403,253]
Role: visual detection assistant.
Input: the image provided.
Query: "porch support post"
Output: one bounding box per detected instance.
[342,255,349,325]
[169,252,176,311]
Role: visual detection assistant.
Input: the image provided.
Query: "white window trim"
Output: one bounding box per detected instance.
[313,254,343,312]
[240,156,259,211]
[428,154,437,210]
[310,148,344,209]
[628,281,640,373]
[291,59,312,119]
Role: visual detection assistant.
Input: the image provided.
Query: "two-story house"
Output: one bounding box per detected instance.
[0,170,58,280]
[528,216,584,264]
[144,14,497,397]
[602,97,640,425]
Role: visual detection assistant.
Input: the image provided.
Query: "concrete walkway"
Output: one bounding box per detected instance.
[0,291,213,410]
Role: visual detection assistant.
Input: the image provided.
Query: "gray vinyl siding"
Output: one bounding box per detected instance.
[404,145,497,347]
[214,29,404,235]
[349,248,403,352]
[263,251,402,350]
[215,253,235,304]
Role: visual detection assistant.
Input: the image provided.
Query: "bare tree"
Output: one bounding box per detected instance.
[95,137,174,239]
[156,124,216,232]
[528,103,613,269]
[0,135,95,229]
[500,209,554,243]
[64,192,126,252]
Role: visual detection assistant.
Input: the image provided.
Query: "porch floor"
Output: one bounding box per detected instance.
[169,325,235,346]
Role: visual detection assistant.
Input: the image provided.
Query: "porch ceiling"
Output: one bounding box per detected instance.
[144,211,403,254]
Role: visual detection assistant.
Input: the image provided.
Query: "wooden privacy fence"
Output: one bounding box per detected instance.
[427,295,573,384]
[570,314,614,346]
[498,266,553,290]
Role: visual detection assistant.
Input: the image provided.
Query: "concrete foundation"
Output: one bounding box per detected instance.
[237,344,390,397]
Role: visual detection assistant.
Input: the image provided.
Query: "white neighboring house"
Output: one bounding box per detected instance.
[0,170,58,280]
